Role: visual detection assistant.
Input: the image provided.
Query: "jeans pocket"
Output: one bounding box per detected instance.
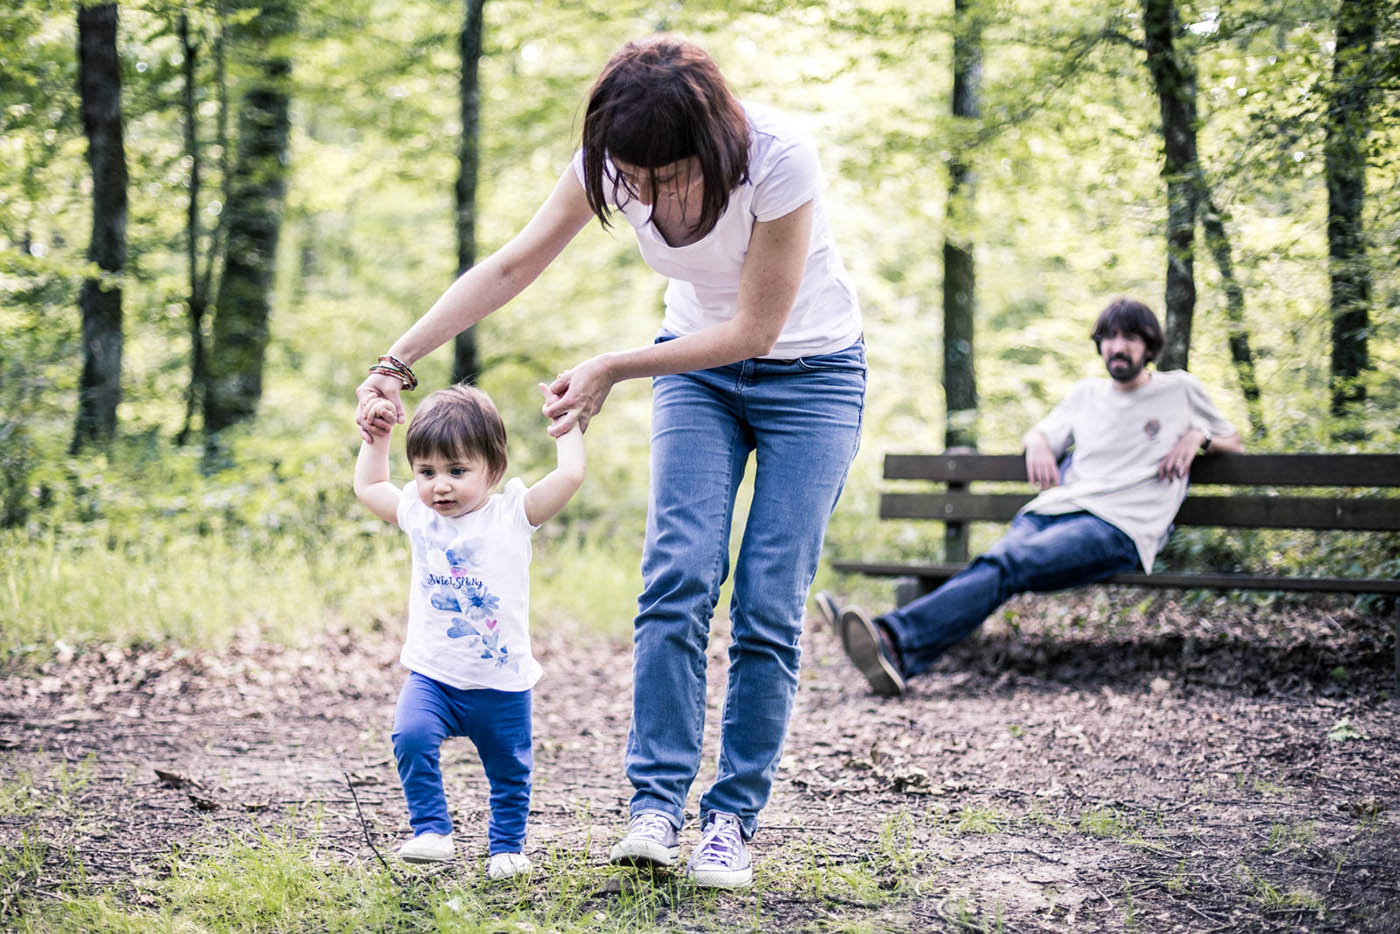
[793,340,867,373]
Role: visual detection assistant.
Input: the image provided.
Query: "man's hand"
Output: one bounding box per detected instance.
[1158,428,1205,481]
[1024,432,1060,490]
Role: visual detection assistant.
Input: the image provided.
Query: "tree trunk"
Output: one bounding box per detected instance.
[452,0,487,386]
[1142,0,1197,372]
[942,0,982,564]
[177,13,208,445]
[1197,186,1266,440]
[72,3,128,452]
[1326,0,1377,431]
[204,0,295,433]
[943,0,981,453]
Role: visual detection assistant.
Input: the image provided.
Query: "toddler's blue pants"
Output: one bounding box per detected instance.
[391,671,533,854]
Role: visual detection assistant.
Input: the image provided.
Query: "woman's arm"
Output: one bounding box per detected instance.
[541,200,815,435]
[355,168,596,440]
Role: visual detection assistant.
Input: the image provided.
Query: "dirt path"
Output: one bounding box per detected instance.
[2,594,1398,931]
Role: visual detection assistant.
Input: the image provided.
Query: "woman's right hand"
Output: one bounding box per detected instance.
[355,372,406,442]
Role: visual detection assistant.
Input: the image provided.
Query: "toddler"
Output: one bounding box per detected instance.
[354,383,584,879]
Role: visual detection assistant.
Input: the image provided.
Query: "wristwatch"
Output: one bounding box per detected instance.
[1198,429,1212,452]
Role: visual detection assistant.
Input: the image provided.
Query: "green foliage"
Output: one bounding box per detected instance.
[1,0,1397,661]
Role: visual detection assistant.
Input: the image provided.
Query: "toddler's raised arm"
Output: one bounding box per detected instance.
[354,399,402,523]
[524,384,586,526]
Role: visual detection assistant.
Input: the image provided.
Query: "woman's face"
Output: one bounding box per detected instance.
[612,156,702,206]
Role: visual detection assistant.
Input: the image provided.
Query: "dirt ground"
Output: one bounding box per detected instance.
[2,590,1398,932]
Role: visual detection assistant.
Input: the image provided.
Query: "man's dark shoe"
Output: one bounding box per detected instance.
[813,591,842,639]
[840,607,906,697]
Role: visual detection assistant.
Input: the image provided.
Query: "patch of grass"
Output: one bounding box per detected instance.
[1165,859,1192,894]
[1078,806,1133,839]
[1,526,405,660]
[1,818,948,933]
[1252,776,1288,797]
[1266,820,1317,852]
[1026,805,1073,834]
[0,831,49,920]
[939,894,1007,933]
[1241,864,1324,914]
[953,807,1004,835]
[0,758,94,818]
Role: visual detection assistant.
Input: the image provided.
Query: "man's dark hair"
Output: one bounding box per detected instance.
[1091,298,1165,360]
[405,384,508,481]
[581,34,750,240]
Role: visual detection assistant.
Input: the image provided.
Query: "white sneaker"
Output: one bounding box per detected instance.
[686,812,752,888]
[609,809,680,866]
[396,831,454,863]
[487,851,533,881]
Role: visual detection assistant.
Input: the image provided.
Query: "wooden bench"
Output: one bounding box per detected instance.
[831,452,1400,688]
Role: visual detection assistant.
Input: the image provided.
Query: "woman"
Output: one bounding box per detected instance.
[357,35,864,888]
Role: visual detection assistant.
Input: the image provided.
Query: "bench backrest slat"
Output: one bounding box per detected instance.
[880,492,1400,532]
[884,452,1400,487]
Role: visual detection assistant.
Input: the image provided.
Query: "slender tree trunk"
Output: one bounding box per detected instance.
[177,13,208,445]
[73,3,128,452]
[1326,0,1377,431]
[942,0,982,564]
[452,0,487,385]
[943,0,980,452]
[1196,184,1266,440]
[1142,0,1196,372]
[204,0,295,433]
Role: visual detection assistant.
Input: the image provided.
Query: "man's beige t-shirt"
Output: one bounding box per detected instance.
[1023,370,1236,572]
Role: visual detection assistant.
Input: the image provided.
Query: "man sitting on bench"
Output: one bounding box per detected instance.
[820,298,1244,696]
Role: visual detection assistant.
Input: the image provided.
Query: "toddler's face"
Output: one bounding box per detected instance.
[411,453,496,518]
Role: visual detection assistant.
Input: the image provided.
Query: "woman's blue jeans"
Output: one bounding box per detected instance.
[626,339,865,838]
[881,511,1140,677]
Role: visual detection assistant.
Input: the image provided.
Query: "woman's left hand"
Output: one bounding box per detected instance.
[543,355,615,437]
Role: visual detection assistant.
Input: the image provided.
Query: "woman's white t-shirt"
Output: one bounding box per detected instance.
[571,101,861,359]
[395,478,543,692]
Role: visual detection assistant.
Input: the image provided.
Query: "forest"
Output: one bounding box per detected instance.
[2,1,1398,931]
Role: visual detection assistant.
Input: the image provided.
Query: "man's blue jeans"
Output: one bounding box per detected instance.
[627,338,865,839]
[882,511,1140,678]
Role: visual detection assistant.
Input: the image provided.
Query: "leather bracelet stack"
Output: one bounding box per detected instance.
[368,354,418,391]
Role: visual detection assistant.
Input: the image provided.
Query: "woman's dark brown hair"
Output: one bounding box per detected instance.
[581,35,749,240]
[405,384,509,481]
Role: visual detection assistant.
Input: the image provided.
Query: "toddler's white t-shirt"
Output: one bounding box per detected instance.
[395,478,542,692]
[571,101,861,359]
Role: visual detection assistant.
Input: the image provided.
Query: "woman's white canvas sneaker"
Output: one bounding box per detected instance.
[685,812,752,888]
[609,809,681,866]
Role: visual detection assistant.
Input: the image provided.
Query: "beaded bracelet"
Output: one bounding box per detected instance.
[368,354,418,391]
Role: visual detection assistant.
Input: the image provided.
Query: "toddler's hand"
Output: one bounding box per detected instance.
[363,398,397,438]
[539,383,580,434]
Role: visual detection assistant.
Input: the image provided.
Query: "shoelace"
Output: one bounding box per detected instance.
[696,815,744,864]
[631,811,674,843]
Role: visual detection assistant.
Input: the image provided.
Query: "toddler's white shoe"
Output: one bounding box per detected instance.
[396,832,454,863]
[487,851,533,880]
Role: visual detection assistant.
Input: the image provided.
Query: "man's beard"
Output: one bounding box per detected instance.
[1107,354,1145,383]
